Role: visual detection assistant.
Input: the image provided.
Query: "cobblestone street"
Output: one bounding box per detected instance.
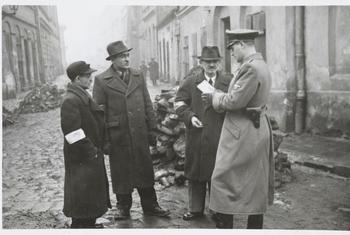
[2,80,350,229]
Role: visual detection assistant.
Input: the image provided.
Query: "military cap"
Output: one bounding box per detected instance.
[226,29,260,49]
[66,61,97,80]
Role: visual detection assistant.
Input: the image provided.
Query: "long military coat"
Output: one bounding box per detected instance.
[93,66,156,194]
[175,72,232,181]
[61,83,111,219]
[209,53,274,214]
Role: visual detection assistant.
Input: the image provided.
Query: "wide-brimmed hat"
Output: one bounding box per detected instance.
[66,61,97,80]
[106,41,133,60]
[197,46,222,61]
[226,29,260,49]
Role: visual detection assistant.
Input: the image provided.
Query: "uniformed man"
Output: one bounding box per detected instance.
[93,41,170,220]
[202,29,274,229]
[61,61,111,228]
[175,46,232,221]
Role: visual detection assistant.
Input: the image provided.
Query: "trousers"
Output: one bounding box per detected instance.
[188,180,211,213]
[116,186,158,211]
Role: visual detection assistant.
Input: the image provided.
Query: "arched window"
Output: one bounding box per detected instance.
[15,25,26,89]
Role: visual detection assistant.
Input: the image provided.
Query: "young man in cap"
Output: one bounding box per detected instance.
[61,61,111,228]
[202,29,274,229]
[93,41,170,220]
[174,46,232,221]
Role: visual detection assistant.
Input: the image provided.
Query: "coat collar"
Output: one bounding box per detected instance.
[242,52,263,64]
[67,83,103,112]
[233,53,263,82]
[67,83,90,105]
[102,66,141,96]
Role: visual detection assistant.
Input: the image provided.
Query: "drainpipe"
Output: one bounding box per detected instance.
[294,6,306,134]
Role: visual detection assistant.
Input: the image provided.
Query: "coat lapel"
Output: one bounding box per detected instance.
[103,66,128,94]
[126,69,141,97]
[194,72,205,85]
[214,72,231,92]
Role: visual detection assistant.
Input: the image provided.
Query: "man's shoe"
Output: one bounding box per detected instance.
[94,223,104,229]
[183,211,204,221]
[114,207,130,220]
[143,205,170,217]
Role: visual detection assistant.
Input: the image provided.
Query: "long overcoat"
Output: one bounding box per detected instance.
[175,72,232,181]
[209,53,274,215]
[61,83,111,219]
[93,66,156,194]
[149,61,159,81]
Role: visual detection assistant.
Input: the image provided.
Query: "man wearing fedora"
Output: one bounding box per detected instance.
[93,41,170,220]
[174,46,232,221]
[202,29,274,229]
[61,61,111,228]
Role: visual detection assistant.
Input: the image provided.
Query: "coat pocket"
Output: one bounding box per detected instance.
[224,122,241,140]
[106,115,129,146]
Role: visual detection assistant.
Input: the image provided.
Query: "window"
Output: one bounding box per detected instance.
[246,11,266,59]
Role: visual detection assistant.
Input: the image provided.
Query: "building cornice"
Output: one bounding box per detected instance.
[142,7,156,21]
[175,6,198,19]
[157,8,177,29]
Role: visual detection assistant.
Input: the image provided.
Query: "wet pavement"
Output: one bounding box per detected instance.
[2,78,350,229]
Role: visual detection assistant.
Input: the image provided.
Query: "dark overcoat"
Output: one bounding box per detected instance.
[93,66,157,194]
[175,71,232,181]
[209,53,275,214]
[148,61,159,81]
[61,83,111,219]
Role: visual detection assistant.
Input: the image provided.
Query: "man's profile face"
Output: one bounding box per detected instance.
[230,42,245,63]
[200,59,221,75]
[112,52,130,70]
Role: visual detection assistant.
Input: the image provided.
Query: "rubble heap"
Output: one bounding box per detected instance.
[151,87,293,189]
[18,83,65,114]
[3,106,15,127]
[3,83,65,127]
[270,117,293,188]
[151,87,188,188]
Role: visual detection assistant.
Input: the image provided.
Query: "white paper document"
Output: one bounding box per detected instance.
[197,80,215,93]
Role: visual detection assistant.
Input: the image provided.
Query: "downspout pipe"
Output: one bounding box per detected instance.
[294,6,307,134]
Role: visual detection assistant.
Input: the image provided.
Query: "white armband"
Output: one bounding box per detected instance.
[65,128,86,144]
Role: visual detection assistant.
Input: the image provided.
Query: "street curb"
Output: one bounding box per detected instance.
[280,149,350,178]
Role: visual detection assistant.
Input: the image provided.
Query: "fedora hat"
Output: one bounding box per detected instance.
[197,46,222,61]
[106,41,133,60]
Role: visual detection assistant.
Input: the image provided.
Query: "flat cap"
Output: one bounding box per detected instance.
[66,61,97,80]
[226,29,261,49]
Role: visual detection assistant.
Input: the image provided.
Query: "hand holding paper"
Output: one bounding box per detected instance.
[197,80,215,93]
